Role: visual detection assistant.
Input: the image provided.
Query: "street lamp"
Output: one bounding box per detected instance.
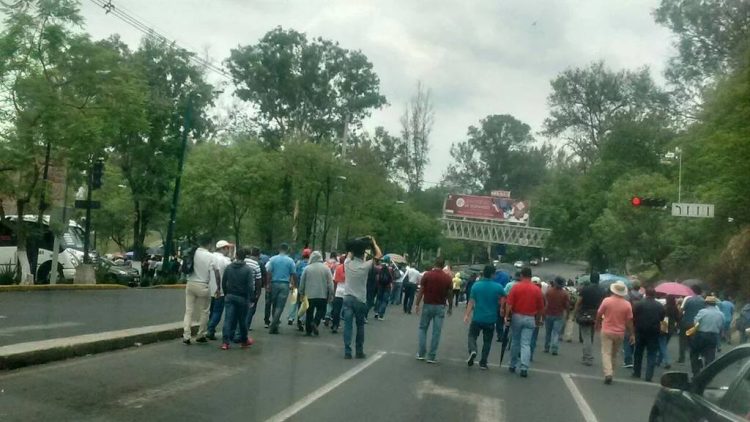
[663,147,683,203]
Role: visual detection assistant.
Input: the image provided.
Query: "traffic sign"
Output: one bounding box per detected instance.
[671,203,714,218]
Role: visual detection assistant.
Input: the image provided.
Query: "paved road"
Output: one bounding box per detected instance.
[0,289,184,346]
[0,295,672,421]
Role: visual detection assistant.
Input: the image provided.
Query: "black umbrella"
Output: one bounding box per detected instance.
[499,322,512,365]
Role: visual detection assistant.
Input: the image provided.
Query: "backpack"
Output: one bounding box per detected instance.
[180,247,198,279]
[377,265,392,287]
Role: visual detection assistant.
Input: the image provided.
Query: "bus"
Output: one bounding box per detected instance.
[0,215,87,283]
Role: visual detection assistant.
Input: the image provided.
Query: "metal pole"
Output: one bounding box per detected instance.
[678,150,682,203]
[164,95,193,271]
[83,157,93,264]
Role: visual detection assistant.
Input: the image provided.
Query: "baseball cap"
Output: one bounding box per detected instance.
[216,240,232,249]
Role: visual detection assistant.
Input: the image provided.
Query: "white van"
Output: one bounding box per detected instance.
[0,215,85,283]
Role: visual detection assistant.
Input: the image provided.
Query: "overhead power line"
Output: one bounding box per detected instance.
[88,0,233,80]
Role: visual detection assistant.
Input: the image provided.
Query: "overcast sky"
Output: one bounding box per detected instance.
[79,0,675,185]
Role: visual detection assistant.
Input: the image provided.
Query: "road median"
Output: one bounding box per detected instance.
[0,322,195,371]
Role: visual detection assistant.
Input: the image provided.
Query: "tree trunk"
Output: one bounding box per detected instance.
[320,177,332,254]
[15,200,33,285]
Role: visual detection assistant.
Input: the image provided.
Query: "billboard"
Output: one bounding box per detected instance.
[443,194,530,225]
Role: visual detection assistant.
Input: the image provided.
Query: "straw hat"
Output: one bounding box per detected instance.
[705,296,719,305]
[609,281,628,297]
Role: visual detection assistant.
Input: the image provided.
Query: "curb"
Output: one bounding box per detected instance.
[0,322,196,371]
[148,284,187,289]
[0,284,128,292]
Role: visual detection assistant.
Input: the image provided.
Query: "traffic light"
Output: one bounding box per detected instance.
[92,159,104,190]
[631,196,668,208]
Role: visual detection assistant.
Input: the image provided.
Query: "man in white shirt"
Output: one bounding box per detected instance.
[183,236,220,344]
[402,265,422,314]
[207,240,233,340]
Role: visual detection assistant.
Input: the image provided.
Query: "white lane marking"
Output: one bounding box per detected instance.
[561,373,598,422]
[0,315,7,319]
[417,379,503,422]
[264,350,387,422]
[0,322,83,336]
[388,351,659,387]
[117,366,243,408]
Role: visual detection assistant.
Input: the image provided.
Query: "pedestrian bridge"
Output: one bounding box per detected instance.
[442,217,552,248]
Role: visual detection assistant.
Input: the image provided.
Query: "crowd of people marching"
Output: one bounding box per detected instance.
[178,235,750,384]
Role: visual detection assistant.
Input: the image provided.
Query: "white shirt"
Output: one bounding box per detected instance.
[210,252,231,296]
[404,266,422,285]
[188,247,217,285]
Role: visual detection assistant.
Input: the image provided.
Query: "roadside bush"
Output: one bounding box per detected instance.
[0,262,17,285]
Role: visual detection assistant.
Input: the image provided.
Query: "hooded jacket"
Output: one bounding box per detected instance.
[222,260,255,300]
[299,251,334,300]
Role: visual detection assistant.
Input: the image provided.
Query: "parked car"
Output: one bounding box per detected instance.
[649,344,750,421]
[513,260,524,269]
[530,258,540,266]
[98,257,140,287]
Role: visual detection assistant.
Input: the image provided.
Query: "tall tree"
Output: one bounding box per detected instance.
[444,114,549,197]
[654,0,750,118]
[399,82,434,193]
[226,27,387,148]
[542,61,671,170]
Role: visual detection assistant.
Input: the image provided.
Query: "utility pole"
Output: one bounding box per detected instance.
[83,157,94,264]
[164,95,193,272]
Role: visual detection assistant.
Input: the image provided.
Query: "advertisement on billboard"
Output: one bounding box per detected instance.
[443,194,530,224]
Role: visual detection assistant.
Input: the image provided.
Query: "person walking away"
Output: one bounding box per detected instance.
[562,280,578,343]
[374,260,393,321]
[391,263,405,305]
[544,277,570,356]
[718,296,735,344]
[220,248,257,350]
[266,243,297,334]
[452,272,462,307]
[689,295,724,375]
[574,272,604,366]
[299,251,334,336]
[415,257,453,364]
[288,248,311,330]
[240,247,264,338]
[207,240,233,340]
[632,288,665,382]
[342,236,382,359]
[183,237,220,345]
[493,270,510,342]
[737,303,750,344]
[657,295,679,369]
[529,276,545,360]
[464,265,505,370]
[331,266,346,334]
[402,265,421,314]
[596,281,635,385]
[679,286,705,363]
[505,267,544,378]
[622,280,643,368]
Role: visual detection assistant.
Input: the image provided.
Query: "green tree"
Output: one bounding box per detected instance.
[226,27,387,147]
[399,82,434,193]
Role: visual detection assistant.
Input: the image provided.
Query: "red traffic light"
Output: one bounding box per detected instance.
[631,196,642,206]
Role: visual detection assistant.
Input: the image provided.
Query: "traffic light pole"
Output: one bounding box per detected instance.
[164,96,193,272]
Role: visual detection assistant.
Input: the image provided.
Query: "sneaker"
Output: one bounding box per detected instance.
[220,343,230,350]
[356,353,367,359]
[479,363,489,370]
[623,363,634,369]
[183,338,192,345]
[206,334,217,341]
[244,337,255,346]
[344,354,353,360]
[467,351,477,367]
[604,376,613,385]
[288,320,293,326]
[195,337,208,344]
[264,323,270,329]
[241,340,253,348]
[552,351,559,356]
[269,328,279,335]
[426,359,437,364]
[520,369,528,378]
[416,354,426,361]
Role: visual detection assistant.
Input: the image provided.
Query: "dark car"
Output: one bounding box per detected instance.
[99,257,140,287]
[649,344,750,421]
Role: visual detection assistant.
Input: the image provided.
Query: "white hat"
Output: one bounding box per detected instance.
[531,276,541,284]
[215,240,232,249]
[609,281,628,297]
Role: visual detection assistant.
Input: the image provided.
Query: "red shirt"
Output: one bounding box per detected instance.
[333,264,346,285]
[545,287,570,317]
[507,279,544,316]
[420,268,452,305]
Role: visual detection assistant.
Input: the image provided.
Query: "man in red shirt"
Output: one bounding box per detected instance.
[544,276,570,356]
[415,257,453,363]
[505,267,544,377]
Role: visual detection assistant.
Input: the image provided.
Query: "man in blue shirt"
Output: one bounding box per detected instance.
[464,265,506,370]
[690,296,725,375]
[266,243,297,334]
[717,296,735,344]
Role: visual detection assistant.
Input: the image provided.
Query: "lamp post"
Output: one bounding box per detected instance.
[663,147,682,203]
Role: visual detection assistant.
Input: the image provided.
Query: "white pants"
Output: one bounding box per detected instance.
[183,282,211,340]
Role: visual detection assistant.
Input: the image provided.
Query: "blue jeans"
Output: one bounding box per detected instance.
[207,296,225,336]
[468,321,495,365]
[530,326,539,360]
[222,294,248,344]
[624,333,634,365]
[376,287,390,317]
[390,283,403,305]
[270,283,290,331]
[544,315,564,353]
[343,295,367,356]
[418,304,446,360]
[657,333,672,366]
[510,314,536,371]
